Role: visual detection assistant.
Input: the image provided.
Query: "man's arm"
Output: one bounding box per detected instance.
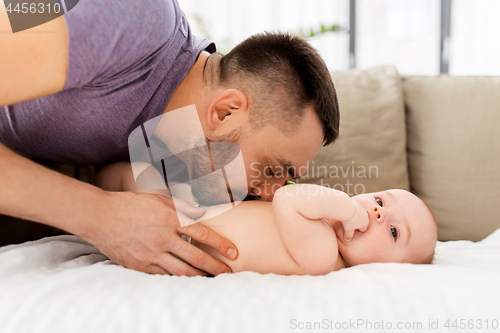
[0,142,237,275]
[272,184,368,275]
[95,162,172,197]
[0,5,68,107]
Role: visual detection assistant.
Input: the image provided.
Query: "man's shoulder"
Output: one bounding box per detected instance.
[63,0,189,89]
[65,0,182,49]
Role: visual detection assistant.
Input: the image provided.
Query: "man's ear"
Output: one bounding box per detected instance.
[206,89,249,131]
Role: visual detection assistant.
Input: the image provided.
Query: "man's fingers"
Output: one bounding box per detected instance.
[144,265,171,275]
[180,224,238,260]
[180,246,232,276]
[147,195,204,225]
[154,252,210,277]
[173,198,205,219]
[168,233,233,276]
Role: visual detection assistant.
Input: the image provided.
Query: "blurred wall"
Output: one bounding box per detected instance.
[179,0,500,76]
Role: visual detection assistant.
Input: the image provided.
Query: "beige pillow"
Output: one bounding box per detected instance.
[302,66,410,195]
[403,75,500,241]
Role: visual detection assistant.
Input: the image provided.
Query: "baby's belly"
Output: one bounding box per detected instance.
[192,201,305,275]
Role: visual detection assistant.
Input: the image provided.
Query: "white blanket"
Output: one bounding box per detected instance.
[1,230,500,333]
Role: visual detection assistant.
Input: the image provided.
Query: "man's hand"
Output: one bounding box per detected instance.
[78,191,238,276]
[341,200,369,242]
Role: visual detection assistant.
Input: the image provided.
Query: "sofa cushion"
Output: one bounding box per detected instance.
[403,75,500,241]
[303,66,410,195]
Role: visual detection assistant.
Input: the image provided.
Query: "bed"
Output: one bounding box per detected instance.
[1,229,499,333]
[2,66,499,333]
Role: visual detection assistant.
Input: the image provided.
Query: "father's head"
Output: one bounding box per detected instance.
[193,31,339,203]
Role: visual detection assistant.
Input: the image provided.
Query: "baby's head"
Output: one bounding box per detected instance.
[334,189,437,267]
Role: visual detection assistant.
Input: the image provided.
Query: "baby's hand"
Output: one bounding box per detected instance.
[341,200,369,241]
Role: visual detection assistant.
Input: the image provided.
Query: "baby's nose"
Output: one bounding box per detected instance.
[370,207,385,223]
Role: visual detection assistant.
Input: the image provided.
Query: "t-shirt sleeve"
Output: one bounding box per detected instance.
[62,0,178,89]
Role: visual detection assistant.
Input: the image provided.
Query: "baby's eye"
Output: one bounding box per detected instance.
[390,226,398,240]
[375,197,383,207]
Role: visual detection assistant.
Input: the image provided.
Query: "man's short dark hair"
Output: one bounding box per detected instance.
[215,31,339,146]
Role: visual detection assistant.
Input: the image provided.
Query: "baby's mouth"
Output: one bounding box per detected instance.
[333,222,364,243]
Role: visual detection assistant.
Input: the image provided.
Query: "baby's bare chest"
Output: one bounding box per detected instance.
[194,201,305,275]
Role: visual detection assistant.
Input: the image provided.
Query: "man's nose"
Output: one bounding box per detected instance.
[369,206,386,223]
[250,185,275,201]
[259,189,275,201]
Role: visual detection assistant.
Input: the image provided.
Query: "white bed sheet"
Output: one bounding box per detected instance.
[1,229,500,333]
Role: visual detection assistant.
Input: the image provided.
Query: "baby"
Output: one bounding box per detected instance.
[96,163,438,275]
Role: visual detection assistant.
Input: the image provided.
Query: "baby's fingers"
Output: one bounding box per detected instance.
[344,229,355,242]
[359,221,369,233]
[357,210,370,233]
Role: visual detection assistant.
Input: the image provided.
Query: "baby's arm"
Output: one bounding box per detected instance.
[272,184,368,275]
[94,162,171,197]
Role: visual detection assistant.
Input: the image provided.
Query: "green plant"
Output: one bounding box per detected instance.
[298,24,346,38]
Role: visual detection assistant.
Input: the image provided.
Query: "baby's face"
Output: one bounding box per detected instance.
[333,189,437,267]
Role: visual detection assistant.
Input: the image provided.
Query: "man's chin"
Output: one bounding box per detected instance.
[193,192,226,206]
[192,189,257,205]
[193,188,249,206]
[243,193,260,201]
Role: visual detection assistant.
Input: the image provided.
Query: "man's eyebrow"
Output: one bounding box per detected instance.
[277,158,300,179]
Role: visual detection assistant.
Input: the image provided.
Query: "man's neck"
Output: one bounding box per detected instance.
[163,51,211,114]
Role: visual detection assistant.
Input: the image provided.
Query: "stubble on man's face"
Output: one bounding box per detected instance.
[187,129,248,206]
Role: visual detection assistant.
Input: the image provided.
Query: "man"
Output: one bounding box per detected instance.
[0,0,339,276]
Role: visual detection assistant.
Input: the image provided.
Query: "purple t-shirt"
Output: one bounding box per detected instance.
[0,0,215,166]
